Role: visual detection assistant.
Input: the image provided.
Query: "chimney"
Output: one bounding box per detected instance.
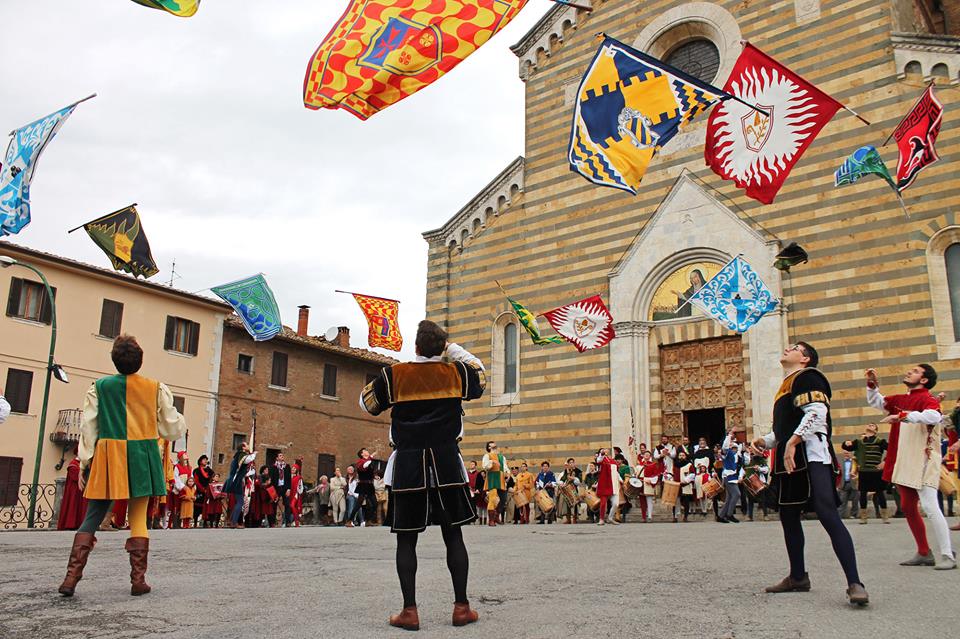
[297,305,310,337]
[335,326,350,348]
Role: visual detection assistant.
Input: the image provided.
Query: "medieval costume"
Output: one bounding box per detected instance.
[361,340,484,629]
[535,467,558,524]
[638,458,660,522]
[57,455,87,531]
[203,480,225,527]
[354,455,377,527]
[179,483,196,528]
[677,459,695,522]
[867,381,953,567]
[60,372,186,597]
[289,472,304,527]
[556,466,581,524]
[192,462,214,527]
[482,449,508,526]
[842,435,889,523]
[761,367,865,601]
[595,453,620,525]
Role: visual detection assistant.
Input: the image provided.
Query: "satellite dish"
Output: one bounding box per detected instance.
[323,326,340,342]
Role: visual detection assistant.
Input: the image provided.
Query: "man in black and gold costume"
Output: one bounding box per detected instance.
[361,320,485,631]
[751,342,869,606]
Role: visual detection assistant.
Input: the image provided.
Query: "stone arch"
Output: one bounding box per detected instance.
[905,60,922,75]
[472,217,483,233]
[490,311,522,406]
[932,62,949,78]
[632,247,732,323]
[926,225,960,359]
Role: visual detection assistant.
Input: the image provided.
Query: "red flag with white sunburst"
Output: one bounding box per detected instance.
[704,43,843,204]
[541,295,616,353]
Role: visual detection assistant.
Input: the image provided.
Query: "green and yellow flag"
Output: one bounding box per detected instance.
[497,282,563,346]
[81,205,160,279]
[130,0,200,17]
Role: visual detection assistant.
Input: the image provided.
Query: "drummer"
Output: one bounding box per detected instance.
[557,458,582,525]
[693,458,711,517]
[637,450,660,523]
[676,450,696,522]
[583,462,599,524]
[535,462,558,524]
[514,462,535,525]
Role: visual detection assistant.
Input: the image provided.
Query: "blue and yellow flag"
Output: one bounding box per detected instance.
[130,0,200,17]
[569,36,726,194]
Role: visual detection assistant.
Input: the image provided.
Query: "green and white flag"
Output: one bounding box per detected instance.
[834,145,897,191]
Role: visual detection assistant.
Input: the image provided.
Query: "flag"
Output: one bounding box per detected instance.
[0,103,80,236]
[81,205,159,278]
[773,242,808,272]
[569,36,726,194]
[834,145,898,192]
[303,0,529,120]
[542,295,616,352]
[704,43,843,204]
[129,0,200,17]
[212,274,283,342]
[352,293,402,351]
[687,256,778,333]
[507,296,564,346]
[892,84,942,193]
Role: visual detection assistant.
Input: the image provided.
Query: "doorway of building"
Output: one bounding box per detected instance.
[684,408,726,448]
[317,453,335,484]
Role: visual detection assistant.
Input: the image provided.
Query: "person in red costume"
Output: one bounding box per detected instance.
[166,451,191,528]
[865,365,955,569]
[57,448,88,530]
[289,464,303,527]
[594,448,620,525]
[638,450,661,523]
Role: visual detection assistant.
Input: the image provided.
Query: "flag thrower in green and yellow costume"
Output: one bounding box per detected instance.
[496,281,563,346]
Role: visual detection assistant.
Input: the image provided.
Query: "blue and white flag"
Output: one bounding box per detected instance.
[0,102,82,236]
[687,256,778,333]
[212,274,283,341]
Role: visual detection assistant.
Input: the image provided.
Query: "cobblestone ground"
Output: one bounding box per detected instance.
[0,519,957,638]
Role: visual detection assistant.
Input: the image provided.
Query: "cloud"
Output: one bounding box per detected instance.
[0,0,549,359]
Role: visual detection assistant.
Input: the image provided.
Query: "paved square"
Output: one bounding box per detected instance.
[0,520,956,638]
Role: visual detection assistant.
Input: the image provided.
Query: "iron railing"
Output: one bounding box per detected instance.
[0,484,58,529]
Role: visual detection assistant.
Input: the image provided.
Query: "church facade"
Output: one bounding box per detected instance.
[423,0,960,464]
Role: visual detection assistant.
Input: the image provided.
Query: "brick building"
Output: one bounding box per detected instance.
[212,307,396,484]
[423,0,960,465]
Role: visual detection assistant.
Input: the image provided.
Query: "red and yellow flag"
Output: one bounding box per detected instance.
[352,293,403,351]
[303,0,529,120]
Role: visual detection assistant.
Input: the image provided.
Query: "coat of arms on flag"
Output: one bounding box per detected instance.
[79,204,160,278]
[212,274,282,342]
[0,99,89,236]
[542,295,616,352]
[687,256,778,333]
[351,293,402,351]
[891,84,942,193]
[569,35,726,194]
[705,43,843,204]
[303,0,529,120]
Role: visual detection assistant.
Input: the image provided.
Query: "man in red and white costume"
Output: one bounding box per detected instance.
[168,451,191,528]
[865,364,955,570]
[594,448,620,525]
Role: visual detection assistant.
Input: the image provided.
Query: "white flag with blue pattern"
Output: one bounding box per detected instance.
[687,256,779,333]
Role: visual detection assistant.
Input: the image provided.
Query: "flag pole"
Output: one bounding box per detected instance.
[67,202,138,234]
[549,0,592,10]
[882,79,935,146]
[672,253,742,315]
[8,93,97,136]
[841,104,871,126]
[334,289,401,303]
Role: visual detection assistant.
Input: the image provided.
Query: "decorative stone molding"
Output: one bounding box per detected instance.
[510,1,589,81]
[633,2,742,87]
[421,156,524,250]
[892,32,960,83]
[793,0,820,25]
[612,321,651,338]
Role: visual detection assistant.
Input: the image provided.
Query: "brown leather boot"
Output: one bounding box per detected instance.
[388,605,420,631]
[487,511,496,526]
[125,537,151,596]
[58,532,97,596]
[452,601,479,627]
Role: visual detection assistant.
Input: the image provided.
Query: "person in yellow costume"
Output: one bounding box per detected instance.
[513,462,535,524]
[58,335,186,597]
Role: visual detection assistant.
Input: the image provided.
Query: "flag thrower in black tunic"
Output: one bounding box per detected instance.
[360,320,485,630]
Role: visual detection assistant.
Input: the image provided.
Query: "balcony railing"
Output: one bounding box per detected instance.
[0,484,58,530]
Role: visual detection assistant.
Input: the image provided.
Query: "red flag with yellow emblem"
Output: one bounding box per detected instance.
[351,293,403,351]
[303,0,529,120]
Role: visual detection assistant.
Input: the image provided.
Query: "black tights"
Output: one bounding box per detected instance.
[858,487,887,511]
[396,525,469,608]
[779,463,861,586]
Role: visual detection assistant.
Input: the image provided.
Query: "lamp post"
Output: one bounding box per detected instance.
[1,255,60,528]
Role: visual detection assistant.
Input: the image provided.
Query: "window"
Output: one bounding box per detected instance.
[231,433,246,451]
[164,316,200,355]
[237,354,254,374]
[271,351,288,387]
[98,299,124,338]
[946,243,960,338]
[4,369,33,414]
[322,364,338,397]
[664,39,720,83]
[504,323,518,394]
[170,396,187,451]
[6,278,56,324]
[172,395,186,415]
[217,453,225,465]
[0,457,23,507]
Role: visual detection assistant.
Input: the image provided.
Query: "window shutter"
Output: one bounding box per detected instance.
[272,352,288,387]
[0,457,24,507]
[38,285,56,325]
[100,300,124,338]
[6,278,22,317]
[164,316,175,350]
[5,369,33,414]
[188,321,200,355]
[323,364,338,396]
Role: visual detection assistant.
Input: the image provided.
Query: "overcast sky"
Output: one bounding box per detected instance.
[0,0,549,359]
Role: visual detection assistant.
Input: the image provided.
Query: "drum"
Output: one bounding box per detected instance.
[742,473,768,498]
[583,489,601,511]
[534,489,555,514]
[702,478,723,500]
[623,477,645,499]
[643,476,658,496]
[661,480,681,506]
[560,483,579,505]
[513,490,529,508]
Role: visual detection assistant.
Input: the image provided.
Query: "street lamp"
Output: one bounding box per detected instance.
[1,255,65,528]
